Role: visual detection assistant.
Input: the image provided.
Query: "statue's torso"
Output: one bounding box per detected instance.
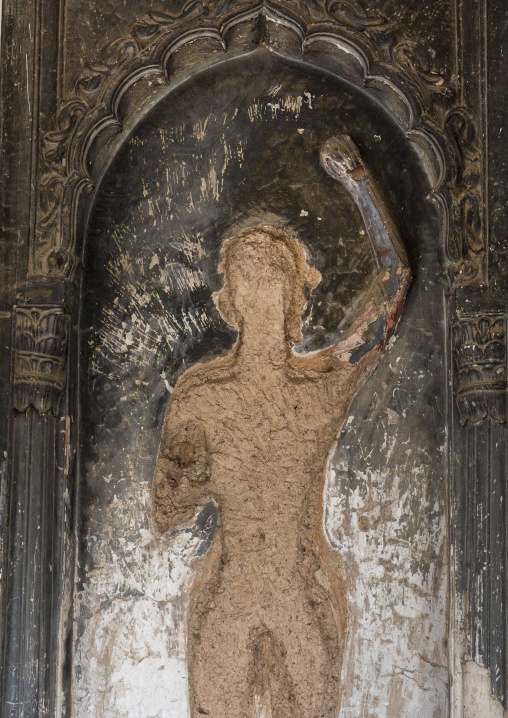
[172,361,358,574]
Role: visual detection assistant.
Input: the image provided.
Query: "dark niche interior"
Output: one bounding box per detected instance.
[78,49,436,625]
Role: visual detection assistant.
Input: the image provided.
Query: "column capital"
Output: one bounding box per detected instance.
[13,305,70,414]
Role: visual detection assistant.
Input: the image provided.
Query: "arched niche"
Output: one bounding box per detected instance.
[38,1,477,286]
[74,45,447,718]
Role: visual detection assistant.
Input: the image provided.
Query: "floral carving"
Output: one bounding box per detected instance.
[75,38,139,106]
[392,40,452,111]
[446,108,481,186]
[453,315,507,426]
[131,0,224,47]
[445,108,485,284]
[43,99,87,168]
[324,0,390,32]
[14,307,70,414]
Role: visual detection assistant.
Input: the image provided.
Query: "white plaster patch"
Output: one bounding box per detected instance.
[463,662,508,718]
[324,451,448,718]
[248,92,314,123]
[76,515,205,718]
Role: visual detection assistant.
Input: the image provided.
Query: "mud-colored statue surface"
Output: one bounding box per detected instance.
[153,136,411,717]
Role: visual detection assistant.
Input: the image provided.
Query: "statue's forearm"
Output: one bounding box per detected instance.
[350,178,402,269]
[320,135,411,362]
[353,177,410,331]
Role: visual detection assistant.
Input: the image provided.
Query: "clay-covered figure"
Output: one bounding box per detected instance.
[153,136,411,717]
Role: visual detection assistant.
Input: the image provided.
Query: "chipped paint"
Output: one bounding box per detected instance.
[325,461,447,717]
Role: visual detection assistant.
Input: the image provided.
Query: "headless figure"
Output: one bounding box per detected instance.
[153,136,411,717]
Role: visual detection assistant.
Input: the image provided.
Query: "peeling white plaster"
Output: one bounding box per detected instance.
[325,453,448,718]
[463,662,508,718]
[77,452,447,718]
[76,519,204,718]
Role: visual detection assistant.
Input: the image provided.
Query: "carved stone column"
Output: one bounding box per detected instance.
[2,307,70,718]
[453,313,508,705]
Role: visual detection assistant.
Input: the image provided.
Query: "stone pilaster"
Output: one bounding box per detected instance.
[2,306,70,718]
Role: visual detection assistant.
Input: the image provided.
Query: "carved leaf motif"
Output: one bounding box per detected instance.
[132,0,216,46]
[452,259,480,283]
[453,314,507,425]
[325,0,390,31]
[444,106,484,283]
[393,41,447,89]
[445,108,481,186]
[75,38,139,104]
[43,100,87,168]
[38,175,66,230]
[13,308,70,414]
[460,192,483,255]
[36,170,92,276]
[450,190,484,270]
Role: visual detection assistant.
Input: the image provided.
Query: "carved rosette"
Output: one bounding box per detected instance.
[13,306,70,414]
[453,315,507,426]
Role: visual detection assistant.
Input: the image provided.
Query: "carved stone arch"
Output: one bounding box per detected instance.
[35,0,484,286]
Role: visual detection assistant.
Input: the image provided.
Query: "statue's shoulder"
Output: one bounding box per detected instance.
[288,348,335,377]
[173,352,236,395]
[287,346,357,382]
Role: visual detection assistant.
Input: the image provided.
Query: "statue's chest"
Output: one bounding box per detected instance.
[203,382,335,460]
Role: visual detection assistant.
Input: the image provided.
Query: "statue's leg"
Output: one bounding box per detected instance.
[266,590,340,718]
[188,593,254,718]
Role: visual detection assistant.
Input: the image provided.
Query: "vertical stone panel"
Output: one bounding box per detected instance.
[2,307,69,718]
[453,313,508,706]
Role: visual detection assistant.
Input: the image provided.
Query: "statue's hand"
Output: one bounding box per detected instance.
[320,135,365,183]
[153,421,211,535]
[160,422,210,488]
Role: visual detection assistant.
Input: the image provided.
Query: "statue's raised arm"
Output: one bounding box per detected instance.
[320,135,411,368]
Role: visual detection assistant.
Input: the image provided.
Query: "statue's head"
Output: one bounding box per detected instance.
[216,227,321,344]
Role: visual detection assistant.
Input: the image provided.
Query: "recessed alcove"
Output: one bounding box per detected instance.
[73,48,447,717]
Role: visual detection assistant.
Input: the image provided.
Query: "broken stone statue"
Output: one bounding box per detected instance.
[152,135,411,717]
